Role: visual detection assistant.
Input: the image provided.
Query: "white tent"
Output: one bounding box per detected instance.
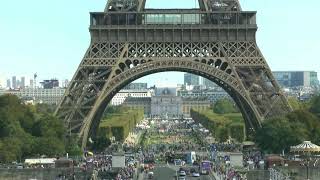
[25,158,56,165]
[290,141,320,153]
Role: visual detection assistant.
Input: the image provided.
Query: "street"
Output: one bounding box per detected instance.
[141,164,214,180]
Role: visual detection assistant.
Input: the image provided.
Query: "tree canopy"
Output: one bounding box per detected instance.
[213,98,239,114]
[0,95,68,163]
[255,95,320,153]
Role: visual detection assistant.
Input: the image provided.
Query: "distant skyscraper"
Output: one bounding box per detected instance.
[40,79,59,89]
[184,73,199,86]
[202,77,217,89]
[20,77,25,89]
[273,71,319,88]
[12,76,17,89]
[6,79,11,89]
[17,80,21,88]
[30,79,34,88]
[124,83,148,90]
[63,79,69,88]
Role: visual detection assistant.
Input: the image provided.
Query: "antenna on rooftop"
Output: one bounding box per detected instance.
[34,73,37,88]
[33,73,37,101]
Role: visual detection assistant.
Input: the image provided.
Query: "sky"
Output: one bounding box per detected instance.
[0,0,319,87]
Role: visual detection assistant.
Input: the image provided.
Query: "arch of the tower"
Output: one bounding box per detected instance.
[56,40,292,148]
[79,59,259,148]
[55,0,292,149]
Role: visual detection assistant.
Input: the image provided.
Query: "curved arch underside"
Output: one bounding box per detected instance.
[55,0,291,148]
[88,61,260,137]
[55,41,291,148]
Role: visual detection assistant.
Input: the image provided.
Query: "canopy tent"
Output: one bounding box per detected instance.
[242,141,255,146]
[290,141,320,180]
[290,141,320,153]
[25,158,56,165]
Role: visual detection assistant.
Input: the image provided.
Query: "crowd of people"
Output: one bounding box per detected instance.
[85,154,112,172]
[213,163,247,180]
[243,150,263,169]
[211,142,242,152]
[115,165,134,180]
[79,153,138,179]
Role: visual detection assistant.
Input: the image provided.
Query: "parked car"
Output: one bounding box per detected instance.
[148,171,154,179]
[192,172,200,177]
[179,170,186,176]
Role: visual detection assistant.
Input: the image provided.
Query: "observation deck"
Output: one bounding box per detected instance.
[89,9,257,42]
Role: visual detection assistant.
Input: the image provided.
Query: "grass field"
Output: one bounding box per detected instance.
[99,108,144,127]
[191,109,246,142]
[196,109,244,124]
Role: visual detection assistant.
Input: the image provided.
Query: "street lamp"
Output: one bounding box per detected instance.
[290,141,320,180]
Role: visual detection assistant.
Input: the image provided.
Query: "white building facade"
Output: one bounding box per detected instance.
[111,89,153,106]
[0,88,65,105]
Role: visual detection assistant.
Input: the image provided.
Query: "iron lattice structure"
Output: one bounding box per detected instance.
[55,0,291,148]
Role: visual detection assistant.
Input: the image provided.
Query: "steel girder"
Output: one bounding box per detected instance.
[55,41,291,148]
[55,1,291,148]
[199,0,241,11]
[106,0,241,12]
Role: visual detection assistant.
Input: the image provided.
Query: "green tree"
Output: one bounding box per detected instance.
[65,135,83,157]
[0,94,67,162]
[255,117,307,154]
[31,114,65,139]
[35,104,56,114]
[0,137,23,163]
[213,98,238,114]
[229,123,245,142]
[92,128,111,152]
[288,97,304,111]
[35,137,65,156]
[216,126,229,142]
[310,95,320,116]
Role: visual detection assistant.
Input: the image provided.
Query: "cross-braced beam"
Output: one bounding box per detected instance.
[55,0,291,148]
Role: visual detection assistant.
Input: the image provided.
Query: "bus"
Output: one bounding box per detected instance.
[200,161,211,175]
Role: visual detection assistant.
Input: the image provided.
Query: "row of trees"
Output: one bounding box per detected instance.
[0,95,81,163]
[90,106,144,152]
[213,98,239,114]
[255,95,320,154]
[191,98,245,142]
[191,95,320,154]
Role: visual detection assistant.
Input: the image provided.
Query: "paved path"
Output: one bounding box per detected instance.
[139,164,215,180]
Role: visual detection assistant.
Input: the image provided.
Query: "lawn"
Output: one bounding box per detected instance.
[196,109,244,124]
[99,108,144,127]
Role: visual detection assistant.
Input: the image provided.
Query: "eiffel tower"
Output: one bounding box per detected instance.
[55,0,292,148]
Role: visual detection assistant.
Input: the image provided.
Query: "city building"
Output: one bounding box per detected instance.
[273,71,319,88]
[151,87,182,118]
[62,79,69,88]
[181,97,211,115]
[110,89,153,106]
[6,79,11,89]
[20,77,26,89]
[30,79,34,88]
[0,87,65,105]
[40,79,59,89]
[123,83,148,90]
[123,87,212,117]
[201,77,217,89]
[177,88,230,103]
[123,97,151,115]
[12,76,17,89]
[16,80,21,88]
[184,73,199,86]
